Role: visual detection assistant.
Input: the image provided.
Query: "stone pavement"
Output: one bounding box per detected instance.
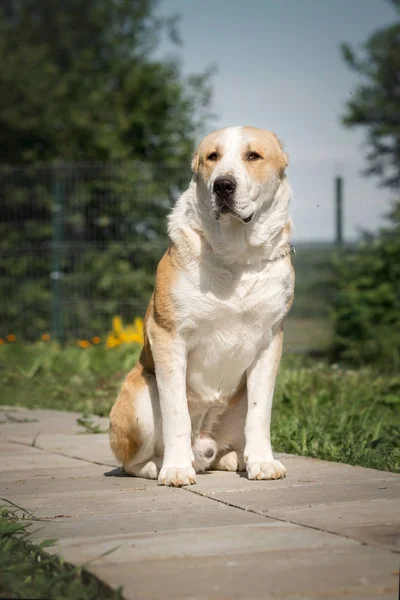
[1,407,399,600]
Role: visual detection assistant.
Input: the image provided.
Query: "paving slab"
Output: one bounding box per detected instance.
[0,464,108,482]
[11,433,117,465]
[0,408,108,439]
[88,545,398,600]
[8,487,266,531]
[192,456,398,495]
[269,498,400,552]
[189,457,400,553]
[0,442,94,472]
[1,408,399,600]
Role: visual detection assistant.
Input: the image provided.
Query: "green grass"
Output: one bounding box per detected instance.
[0,340,399,473]
[0,505,123,600]
[0,341,141,417]
[273,357,400,473]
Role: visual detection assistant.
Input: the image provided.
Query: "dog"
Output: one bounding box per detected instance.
[109,126,294,487]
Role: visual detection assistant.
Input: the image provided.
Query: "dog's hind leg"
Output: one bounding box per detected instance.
[109,365,162,479]
[124,456,163,479]
[212,392,247,472]
[213,450,246,472]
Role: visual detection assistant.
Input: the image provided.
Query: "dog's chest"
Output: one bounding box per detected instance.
[175,260,292,401]
[178,259,291,329]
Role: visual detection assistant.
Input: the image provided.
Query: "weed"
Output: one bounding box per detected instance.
[77,412,108,434]
[0,505,124,600]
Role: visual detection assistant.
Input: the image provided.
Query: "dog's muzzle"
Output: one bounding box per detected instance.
[213,175,237,211]
[212,175,254,223]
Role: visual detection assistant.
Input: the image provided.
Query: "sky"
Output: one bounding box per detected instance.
[155,0,398,242]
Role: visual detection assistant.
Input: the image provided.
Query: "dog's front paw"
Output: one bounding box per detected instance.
[158,465,196,487]
[246,459,286,481]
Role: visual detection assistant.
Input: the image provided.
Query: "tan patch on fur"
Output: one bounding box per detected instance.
[109,364,147,464]
[228,374,247,406]
[192,126,288,183]
[147,320,176,378]
[110,245,182,465]
[153,246,179,333]
[282,222,292,238]
[138,244,182,373]
[241,127,288,180]
[192,128,227,175]
[139,294,155,374]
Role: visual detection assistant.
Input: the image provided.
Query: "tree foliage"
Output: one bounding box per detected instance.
[0,0,214,340]
[332,1,400,368]
[340,0,400,188]
[331,207,400,369]
[0,0,213,166]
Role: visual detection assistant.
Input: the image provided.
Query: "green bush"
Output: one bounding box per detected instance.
[331,203,400,368]
[0,163,182,340]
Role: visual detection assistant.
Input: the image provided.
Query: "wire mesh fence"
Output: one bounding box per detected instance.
[0,162,189,342]
[0,160,342,347]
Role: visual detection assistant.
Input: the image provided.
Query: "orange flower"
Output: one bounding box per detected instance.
[0,338,4,345]
[77,340,91,349]
[6,334,16,342]
[41,333,51,341]
[92,336,101,344]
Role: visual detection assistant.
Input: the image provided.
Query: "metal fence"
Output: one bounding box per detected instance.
[0,162,188,342]
[0,161,338,345]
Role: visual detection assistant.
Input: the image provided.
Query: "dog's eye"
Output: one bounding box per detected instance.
[247,152,262,161]
[207,152,218,162]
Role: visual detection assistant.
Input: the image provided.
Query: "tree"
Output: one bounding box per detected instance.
[331,1,400,368]
[0,0,214,167]
[331,210,400,368]
[340,0,400,188]
[0,0,214,340]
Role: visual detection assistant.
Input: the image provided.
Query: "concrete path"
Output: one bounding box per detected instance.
[1,407,399,600]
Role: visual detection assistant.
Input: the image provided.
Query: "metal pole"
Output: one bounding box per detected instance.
[51,172,64,343]
[335,175,343,247]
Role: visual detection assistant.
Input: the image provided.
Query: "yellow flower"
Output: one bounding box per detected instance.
[133,317,144,344]
[112,316,123,335]
[106,315,144,348]
[41,333,51,341]
[77,340,91,349]
[92,336,101,344]
[120,326,138,343]
[106,335,121,348]
[6,334,16,342]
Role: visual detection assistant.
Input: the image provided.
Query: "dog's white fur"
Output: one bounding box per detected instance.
[109,126,294,486]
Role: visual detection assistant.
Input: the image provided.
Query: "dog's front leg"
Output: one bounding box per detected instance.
[152,332,196,487]
[244,327,286,480]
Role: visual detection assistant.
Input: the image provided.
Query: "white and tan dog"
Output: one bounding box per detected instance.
[109,126,294,487]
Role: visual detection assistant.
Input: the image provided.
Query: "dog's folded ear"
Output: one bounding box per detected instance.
[191,148,199,174]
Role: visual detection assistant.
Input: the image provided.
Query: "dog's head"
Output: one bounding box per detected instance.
[192,126,288,224]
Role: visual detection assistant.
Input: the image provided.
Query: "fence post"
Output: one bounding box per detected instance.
[335,175,343,247]
[51,171,64,343]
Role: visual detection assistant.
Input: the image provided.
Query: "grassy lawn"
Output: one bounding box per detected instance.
[0,506,123,600]
[1,337,399,474]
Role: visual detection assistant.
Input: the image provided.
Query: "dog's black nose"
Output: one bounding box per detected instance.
[213,176,236,198]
